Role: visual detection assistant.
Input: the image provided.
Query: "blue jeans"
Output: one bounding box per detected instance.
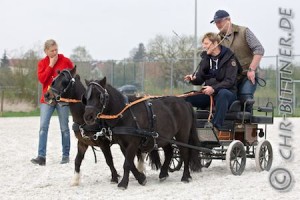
[238,76,257,112]
[185,89,237,129]
[38,103,70,158]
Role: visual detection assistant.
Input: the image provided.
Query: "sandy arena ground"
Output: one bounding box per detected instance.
[0,117,299,200]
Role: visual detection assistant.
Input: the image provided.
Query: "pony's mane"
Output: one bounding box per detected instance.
[105,83,126,102]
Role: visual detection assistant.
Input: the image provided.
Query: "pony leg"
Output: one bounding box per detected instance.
[159,144,173,181]
[71,140,88,186]
[98,140,119,183]
[136,151,146,173]
[179,146,192,182]
[118,145,146,189]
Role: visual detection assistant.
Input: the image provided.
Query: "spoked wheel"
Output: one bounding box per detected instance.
[226,140,246,175]
[169,145,183,172]
[200,153,212,168]
[255,140,273,171]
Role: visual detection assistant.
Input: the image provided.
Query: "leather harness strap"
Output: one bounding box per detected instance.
[97,95,156,119]
[97,91,214,121]
[59,97,81,103]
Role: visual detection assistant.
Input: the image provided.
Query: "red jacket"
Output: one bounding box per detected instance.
[37,54,73,103]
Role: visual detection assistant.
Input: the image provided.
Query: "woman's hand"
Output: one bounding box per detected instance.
[202,86,214,95]
[49,55,58,68]
[184,74,196,82]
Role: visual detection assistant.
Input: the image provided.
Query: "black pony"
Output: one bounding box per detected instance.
[82,77,202,189]
[45,67,120,186]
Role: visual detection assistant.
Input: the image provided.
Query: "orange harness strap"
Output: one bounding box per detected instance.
[97,95,158,119]
[46,86,82,103]
[97,91,214,121]
[59,97,81,103]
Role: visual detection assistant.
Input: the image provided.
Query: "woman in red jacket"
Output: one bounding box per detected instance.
[31,39,73,165]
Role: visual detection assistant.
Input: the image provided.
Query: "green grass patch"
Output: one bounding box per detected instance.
[0,108,62,117]
[0,108,40,117]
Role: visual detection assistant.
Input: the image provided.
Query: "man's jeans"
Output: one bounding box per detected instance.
[185,89,236,129]
[238,76,257,113]
[38,103,70,158]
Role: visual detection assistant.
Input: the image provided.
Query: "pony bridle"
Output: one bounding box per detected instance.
[86,81,109,116]
[51,69,75,101]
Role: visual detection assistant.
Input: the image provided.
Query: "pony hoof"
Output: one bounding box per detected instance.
[118,183,128,190]
[181,178,190,183]
[159,177,167,182]
[140,179,147,186]
[110,179,118,184]
[159,173,169,181]
[71,173,80,186]
[70,182,79,186]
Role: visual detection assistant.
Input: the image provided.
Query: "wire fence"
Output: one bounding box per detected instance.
[1,55,299,116]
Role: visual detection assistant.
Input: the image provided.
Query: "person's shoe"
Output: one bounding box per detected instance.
[31,156,46,166]
[60,156,69,164]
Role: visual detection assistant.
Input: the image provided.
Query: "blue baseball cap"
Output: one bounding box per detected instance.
[210,10,230,23]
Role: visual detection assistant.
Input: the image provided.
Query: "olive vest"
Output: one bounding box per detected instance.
[220,24,253,72]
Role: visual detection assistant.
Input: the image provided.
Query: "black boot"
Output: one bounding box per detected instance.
[60,156,69,164]
[31,156,46,166]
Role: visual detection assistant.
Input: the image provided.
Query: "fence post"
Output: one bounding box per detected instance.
[170,59,174,95]
[0,90,4,116]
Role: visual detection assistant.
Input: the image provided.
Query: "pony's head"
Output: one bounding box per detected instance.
[46,66,77,106]
[82,77,109,125]
[44,88,57,106]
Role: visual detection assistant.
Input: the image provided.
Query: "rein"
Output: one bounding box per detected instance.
[97,91,214,122]
[97,95,157,119]
[58,97,81,103]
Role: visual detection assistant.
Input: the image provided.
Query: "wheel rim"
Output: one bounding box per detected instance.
[230,146,245,173]
[256,140,273,171]
[200,153,212,168]
[169,146,183,172]
[226,141,246,175]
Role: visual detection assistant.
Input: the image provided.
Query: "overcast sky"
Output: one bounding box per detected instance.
[1,0,299,61]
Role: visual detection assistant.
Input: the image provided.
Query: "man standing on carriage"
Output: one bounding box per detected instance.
[184,32,241,132]
[210,10,265,112]
[31,39,74,166]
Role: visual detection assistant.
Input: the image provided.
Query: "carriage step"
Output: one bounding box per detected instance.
[217,131,233,140]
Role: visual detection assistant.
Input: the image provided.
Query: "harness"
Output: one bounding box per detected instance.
[86,81,214,152]
[50,69,81,103]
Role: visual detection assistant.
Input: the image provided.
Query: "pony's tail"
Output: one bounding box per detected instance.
[188,106,202,172]
[148,149,161,170]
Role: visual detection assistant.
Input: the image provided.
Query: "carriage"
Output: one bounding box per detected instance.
[169,97,274,175]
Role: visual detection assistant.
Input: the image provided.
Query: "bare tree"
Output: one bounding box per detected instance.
[147,34,195,87]
[70,46,93,62]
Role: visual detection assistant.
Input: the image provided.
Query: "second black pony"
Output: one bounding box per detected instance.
[82,77,202,189]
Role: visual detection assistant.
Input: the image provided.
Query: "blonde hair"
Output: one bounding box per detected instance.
[44,39,57,51]
[201,32,221,44]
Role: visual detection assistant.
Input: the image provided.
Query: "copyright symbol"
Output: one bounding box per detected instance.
[269,168,294,191]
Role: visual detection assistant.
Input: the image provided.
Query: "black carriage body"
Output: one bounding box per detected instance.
[169,99,274,175]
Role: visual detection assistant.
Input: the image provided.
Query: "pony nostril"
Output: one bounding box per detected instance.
[84,113,95,125]
[44,93,50,98]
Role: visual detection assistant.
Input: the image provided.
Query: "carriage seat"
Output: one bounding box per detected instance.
[195,99,254,122]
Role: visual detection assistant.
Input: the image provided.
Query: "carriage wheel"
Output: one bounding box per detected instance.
[255,140,273,172]
[226,140,246,175]
[169,145,183,172]
[200,153,212,168]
